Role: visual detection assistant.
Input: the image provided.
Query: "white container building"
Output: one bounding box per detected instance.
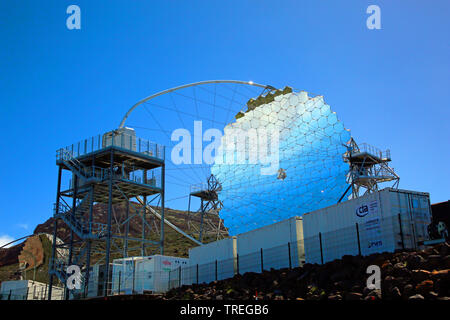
[302,188,432,264]
[188,237,237,285]
[236,216,305,274]
[0,280,64,300]
[111,255,188,294]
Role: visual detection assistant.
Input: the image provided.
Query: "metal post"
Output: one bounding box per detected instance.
[124,200,130,257]
[199,199,205,242]
[398,213,405,250]
[132,259,135,294]
[260,248,264,273]
[196,264,199,284]
[104,150,114,296]
[142,195,147,256]
[65,174,78,300]
[168,269,171,290]
[288,242,292,269]
[356,223,361,256]
[319,232,324,265]
[178,266,181,288]
[49,166,62,300]
[215,260,218,281]
[160,158,165,255]
[84,187,94,298]
[142,169,147,256]
[236,254,240,275]
[118,271,121,294]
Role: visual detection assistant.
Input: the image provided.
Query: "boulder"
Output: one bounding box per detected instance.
[411,269,431,283]
[426,291,438,300]
[415,280,434,295]
[406,254,426,270]
[431,269,450,281]
[421,255,442,270]
[381,262,394,275]
[382,275,397,289]
[345,292,363,301]
[366,289,382,300]
[328,294,342,300]
[408,294,425,300]
[437,242,449,257]
[442,255,450,269]
[437,297,450,301]
[393,263,411,277]
[402,284,414,299]
[389,287,402,300]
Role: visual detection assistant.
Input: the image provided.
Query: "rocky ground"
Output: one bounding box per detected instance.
[161,242,450,300]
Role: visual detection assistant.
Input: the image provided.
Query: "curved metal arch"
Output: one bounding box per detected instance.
[119,80,271,128]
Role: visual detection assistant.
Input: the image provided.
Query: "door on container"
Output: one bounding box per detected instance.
[135,260,154,293]
[116,260,134,294]
[409,194,432,246]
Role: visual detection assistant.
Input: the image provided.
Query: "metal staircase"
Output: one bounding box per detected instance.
[54,192,106,241]
[57,149,90,179]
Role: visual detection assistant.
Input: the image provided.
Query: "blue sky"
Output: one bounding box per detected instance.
[0,0,449,243]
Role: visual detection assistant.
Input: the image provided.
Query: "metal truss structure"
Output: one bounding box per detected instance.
[342,138,400,200]
[187,175,227,242]
[48,129,165,299]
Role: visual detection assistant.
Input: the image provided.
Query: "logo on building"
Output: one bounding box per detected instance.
[356,204,369,217]
[355,200,378,218]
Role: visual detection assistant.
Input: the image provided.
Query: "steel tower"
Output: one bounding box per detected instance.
[188,175,227,242]
[48,128,165,299]
[341,138,400,200]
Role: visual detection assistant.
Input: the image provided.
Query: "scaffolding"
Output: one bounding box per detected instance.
[187,175,227,242]
[341,138,400,200]
[48,128,165,299]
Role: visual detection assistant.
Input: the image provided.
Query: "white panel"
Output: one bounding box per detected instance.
[302,188,432,264]
[189,237,237,265]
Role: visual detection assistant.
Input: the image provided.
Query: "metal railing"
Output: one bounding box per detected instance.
[53,202,108,239]
[65,165,162,189]
[190,182,209,193]
[357,143,390,160]
[56,132,165,162]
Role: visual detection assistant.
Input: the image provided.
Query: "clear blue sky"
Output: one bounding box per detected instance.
[0,0,449,243]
